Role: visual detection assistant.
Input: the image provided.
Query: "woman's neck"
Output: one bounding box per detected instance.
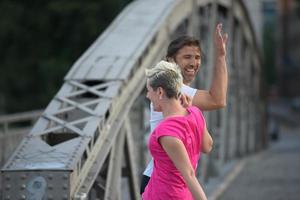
[161,98,187,118]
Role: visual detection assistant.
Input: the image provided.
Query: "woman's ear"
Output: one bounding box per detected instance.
[157,87,164,99]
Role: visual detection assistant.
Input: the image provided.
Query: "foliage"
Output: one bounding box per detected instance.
[0,0,131,113]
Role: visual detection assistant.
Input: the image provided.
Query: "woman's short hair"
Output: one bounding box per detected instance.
[145,61,183,99]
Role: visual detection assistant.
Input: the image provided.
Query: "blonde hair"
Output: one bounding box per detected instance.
[145,61,183,98]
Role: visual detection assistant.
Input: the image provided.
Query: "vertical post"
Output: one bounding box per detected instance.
[223,0,234,162]
[196,4,210,182]
[128,95,147,175]
[4,122,8,134]
[218,2,230,167]
[187,0,198,37]
[227,0,238,160]
[239,38,247,156]
[124,118,140,200]
[244,45,251,154]
[104,127,126,200]
[233,19,242,158]
[205,0,219,181]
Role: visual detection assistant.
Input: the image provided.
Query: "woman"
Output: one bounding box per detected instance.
[142,61,213,200]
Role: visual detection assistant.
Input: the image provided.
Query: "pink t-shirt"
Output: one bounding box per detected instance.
[142,106,205,200]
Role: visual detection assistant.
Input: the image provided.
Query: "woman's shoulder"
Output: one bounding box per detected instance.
[187,106,203,115]
[187,106,205,125]
[159,116,186,127]
[156,117,187,132]
[153,118,187,139]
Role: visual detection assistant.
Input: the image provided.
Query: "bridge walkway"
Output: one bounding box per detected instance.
[213,124,300,200]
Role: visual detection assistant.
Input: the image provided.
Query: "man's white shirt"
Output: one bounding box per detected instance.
[143,84,197,177]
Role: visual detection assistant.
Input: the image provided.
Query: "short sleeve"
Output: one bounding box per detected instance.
[181,84,197,98]
[154,119,185,142]
[188,106,206,137]
[198,108,206,127]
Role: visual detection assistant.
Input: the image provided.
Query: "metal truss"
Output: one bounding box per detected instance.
[1,0,264,199]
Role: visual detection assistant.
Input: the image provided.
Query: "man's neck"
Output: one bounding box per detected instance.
[183,80,191,86]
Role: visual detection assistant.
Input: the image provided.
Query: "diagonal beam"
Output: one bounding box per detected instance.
[55,96,100,117]
[69,80,114,99]
[42,114,85,136]
[47,98,103,116]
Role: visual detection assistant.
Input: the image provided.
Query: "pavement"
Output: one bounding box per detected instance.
[208,124,300,200]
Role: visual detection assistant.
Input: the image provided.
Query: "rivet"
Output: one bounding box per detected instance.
[20,195,26,199]
[5,195,10,200]
[5,184,11,190]
[21,184,26,190]
[48,184,53,190]
[63,184,68,190]
[63,174,68,180]
[21,174,27,180]
[48,174,53,180]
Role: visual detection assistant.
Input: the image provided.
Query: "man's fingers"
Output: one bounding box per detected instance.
[217,23,222,31]
[215,23,224,44]
[185,95,191,102]
[215,24,220,37]
[180,94,192,108]
[181,95,188,106]
[179,94,186,104]
[223,33,228,44]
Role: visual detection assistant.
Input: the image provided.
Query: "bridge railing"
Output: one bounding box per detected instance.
[0,109,43,167]
[1,0,265,199]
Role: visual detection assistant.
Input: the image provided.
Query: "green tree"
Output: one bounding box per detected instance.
[0,0,131,113]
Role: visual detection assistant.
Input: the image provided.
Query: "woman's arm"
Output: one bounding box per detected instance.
[159,136,208,200]
[202,123,213,153]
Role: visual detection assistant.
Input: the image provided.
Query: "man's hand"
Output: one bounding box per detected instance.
[192,23,228,111]
[180,93,192,108]
[214,23,228,57]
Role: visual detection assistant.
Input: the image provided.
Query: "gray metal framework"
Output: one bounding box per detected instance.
[1,0,264,199]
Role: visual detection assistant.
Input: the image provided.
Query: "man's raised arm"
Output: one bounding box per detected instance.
[192,23,228,111]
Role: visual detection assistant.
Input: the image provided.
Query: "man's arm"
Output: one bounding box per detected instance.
[193,23,228,111]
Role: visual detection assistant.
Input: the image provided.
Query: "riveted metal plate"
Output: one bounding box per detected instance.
[1,171,70,200]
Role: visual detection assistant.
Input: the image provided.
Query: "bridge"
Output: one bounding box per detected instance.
[1,0,265,199]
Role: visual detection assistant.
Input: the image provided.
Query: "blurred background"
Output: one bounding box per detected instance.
[0,0,300,199]
[0,0,299,122]
[0,0,132,113]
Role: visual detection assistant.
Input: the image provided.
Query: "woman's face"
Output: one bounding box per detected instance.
[146,80,162,112]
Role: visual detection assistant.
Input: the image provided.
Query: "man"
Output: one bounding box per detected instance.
[141,23,228,194]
